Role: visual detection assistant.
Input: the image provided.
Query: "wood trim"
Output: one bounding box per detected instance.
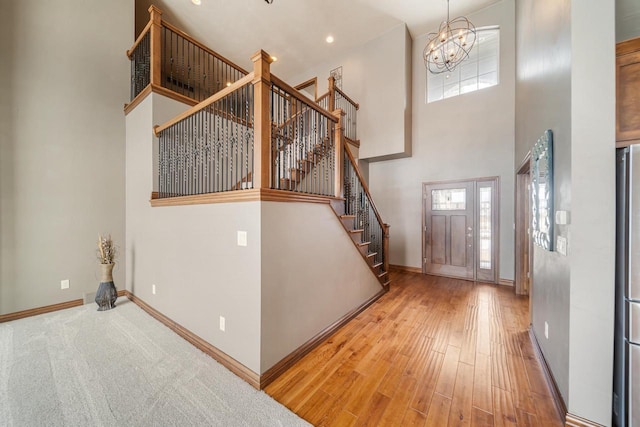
[271,74,338,122]
[122,290,260,389]
[345,137,360,148]
[161,21,249,75]
[124,84,153,115]
[565,413,605,427]
[0,299,83,323]
[0,290,127,323]
[335,86,360,110]
[150,188,343,207]
[498,278,514,287]
[294,76,318,101]
[251,50,273,189]
[148,5,162,87]
[154,74,254,136]
[259,287,387,388]
[126,21,152,58]
[389,264,422,274]
[528,328,567,423]
[151,189,261,206]
[124,84,200,115]
[344,144,386,231]
[617,37,640,56]
[617,138,640,148]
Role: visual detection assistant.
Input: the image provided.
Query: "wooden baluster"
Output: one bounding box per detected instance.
[149,5,163,87]
[328,76,336,113]
[333,109,345,198]
[251,50,274,189]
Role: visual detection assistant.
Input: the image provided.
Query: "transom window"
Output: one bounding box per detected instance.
[427,27,500,103]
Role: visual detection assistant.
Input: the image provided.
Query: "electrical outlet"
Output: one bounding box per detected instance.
[219,316,226,332]
[61,279,70,290]
[152,284,156,295]
[544,321,549,339]
[237,231,247,247]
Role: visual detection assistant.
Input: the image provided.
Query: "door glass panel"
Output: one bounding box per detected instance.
[432,188,466,210]
[479,186,492,269]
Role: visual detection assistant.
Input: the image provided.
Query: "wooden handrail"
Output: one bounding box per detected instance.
[161,21,249,75]
[343,143,385,230]
[126,21,152,58]
[271,74,337,123]
[335,87,360,110]
[316,92,329,103]
[154,72,255,136]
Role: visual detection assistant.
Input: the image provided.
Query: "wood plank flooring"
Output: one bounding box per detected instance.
[265,271,563,427]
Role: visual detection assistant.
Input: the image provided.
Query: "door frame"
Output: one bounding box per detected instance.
[422,176,500,284]
[515,152,533,298]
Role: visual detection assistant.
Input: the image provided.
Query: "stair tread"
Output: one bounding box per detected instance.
[357,241,371,247]
[378,271,388,278]
[372,262,383,269]
[366,252,377,258]
[349,229,364,234]
[340,215,356,219]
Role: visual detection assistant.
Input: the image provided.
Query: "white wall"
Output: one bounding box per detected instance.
[260,202,382,373]
[569,1,616,422]
[369,0,516,281]
[516,0,616,422]
[0,0,132,314]
[126,93,263,372]
[515,0,572,402]
[286,24,412,161]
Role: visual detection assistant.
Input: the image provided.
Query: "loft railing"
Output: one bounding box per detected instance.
[154,74,255,197]
[315,77,359,142]
[270,75,337,196]
[127,6,248,103]
[343,144,389,273]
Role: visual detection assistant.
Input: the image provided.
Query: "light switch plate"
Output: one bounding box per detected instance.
[557,235,567,256]
[237,231,247,247]
[61,279,70,290]
[555,210,570,225]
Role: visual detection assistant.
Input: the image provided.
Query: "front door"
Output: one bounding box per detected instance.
[423,181,475,280]
[423,178,499,283]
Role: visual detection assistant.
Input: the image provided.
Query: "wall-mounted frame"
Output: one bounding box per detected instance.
[531,129,554,251]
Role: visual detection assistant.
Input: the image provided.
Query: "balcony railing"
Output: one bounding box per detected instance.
[127,6,248,103]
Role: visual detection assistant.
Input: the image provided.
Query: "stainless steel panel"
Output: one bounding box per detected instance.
[631,343,640,426]
[631,302,640,345]
[629,146,640,300]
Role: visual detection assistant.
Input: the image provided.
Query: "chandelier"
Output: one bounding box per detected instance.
[423,0,476,74]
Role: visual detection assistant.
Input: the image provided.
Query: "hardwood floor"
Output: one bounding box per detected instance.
[265,271,563,427]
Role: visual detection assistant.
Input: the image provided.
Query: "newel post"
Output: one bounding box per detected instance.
[148,5,163,87]
[333,109,345,198]
[251,50,274,189]
[383,224,390,273]
[328,76,336,112]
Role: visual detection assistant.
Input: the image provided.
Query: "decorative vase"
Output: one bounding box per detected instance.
[95,263,117,311]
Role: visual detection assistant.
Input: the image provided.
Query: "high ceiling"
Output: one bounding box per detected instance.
[137,0,500,78]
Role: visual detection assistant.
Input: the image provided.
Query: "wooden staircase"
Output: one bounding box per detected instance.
[331,205,390,290]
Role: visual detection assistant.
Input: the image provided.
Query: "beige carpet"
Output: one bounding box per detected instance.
[0,297,309,426]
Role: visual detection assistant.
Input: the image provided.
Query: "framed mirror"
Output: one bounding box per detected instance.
[531,129,554,251]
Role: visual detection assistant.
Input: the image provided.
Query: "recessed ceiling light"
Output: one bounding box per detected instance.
[226,82,232,87]
[271,56,278,62]
[191,0,201,5]
[326,35,334,44]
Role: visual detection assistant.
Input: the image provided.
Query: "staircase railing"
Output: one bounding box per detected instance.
[343,144,389,273]
[153,74,255,197]
[127,6,248,103]
[270,76,338,196]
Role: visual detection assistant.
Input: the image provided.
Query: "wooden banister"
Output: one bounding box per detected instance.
[149,5,163,87]
[252,50,273,189]
[328,76,336,112]
[127,21,152,58]
[272,75,338,122]
[344,143,385,231]
[153,73,255,136]
[335,87,360,110]
[333,109,345,198]
[161,21,249,76]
